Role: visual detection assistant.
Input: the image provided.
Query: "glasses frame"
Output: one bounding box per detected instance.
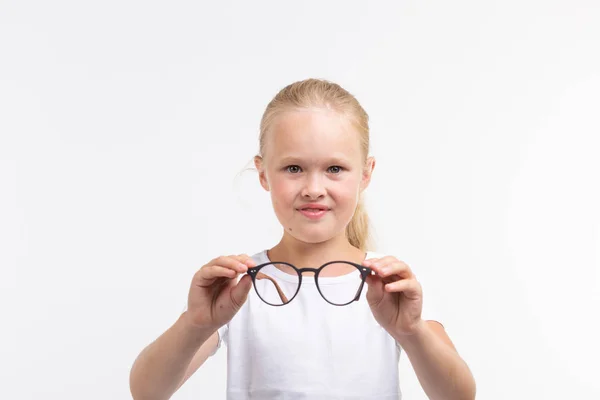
[247,260,373,306]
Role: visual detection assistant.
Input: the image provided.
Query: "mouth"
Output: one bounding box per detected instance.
[297,207,330,220]
[297,204,330,211]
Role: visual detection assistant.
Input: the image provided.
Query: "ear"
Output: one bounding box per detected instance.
[254,155,270,191]
[360,156,375,192]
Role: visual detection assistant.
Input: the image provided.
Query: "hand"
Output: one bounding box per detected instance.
[184,254,255,332]
[363,256,424,337]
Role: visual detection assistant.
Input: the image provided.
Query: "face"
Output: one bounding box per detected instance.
[255,108,375,245]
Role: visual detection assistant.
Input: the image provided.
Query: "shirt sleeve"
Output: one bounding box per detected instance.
[211,324,229,356]
[419,274,445,329]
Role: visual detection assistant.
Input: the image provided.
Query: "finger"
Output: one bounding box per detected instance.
[366,258,412,278]
[365,255,398,266]
[362,257,380,266]
[378,262,413,279]
[362,258,381,273]
[362,256,392,272]
[365,274,385,305]
[236,254,257,268]
[213,256,249,273]
[230,274,253,309]
[198,265,238,282]
[227,254,256,271]
[384,278,422,298]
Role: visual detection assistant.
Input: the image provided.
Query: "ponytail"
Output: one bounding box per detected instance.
[345,193,372,252]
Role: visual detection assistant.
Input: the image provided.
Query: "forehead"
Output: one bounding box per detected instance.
[267,108,362,161]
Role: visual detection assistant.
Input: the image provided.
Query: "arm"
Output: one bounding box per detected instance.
[129,311,220,400]
[395,320,476,400]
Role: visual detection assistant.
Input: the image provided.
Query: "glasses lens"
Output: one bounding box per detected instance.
[317,262,363,305]
[253,263,300,305]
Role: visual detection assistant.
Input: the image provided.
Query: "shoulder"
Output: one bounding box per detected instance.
[365,249,385,259]
[365,249,394,261]
[365,249,419,273]
[248,249,269,264]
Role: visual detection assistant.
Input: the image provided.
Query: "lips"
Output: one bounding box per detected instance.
[298,204,330,211]
[296,204,330,220]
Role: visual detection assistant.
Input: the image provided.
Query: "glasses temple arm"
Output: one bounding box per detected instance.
[352,269,371,301]
[255,272,289,303]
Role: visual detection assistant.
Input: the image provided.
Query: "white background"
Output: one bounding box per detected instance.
[1,1,599,399]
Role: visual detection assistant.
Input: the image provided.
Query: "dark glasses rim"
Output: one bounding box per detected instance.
[247,261,373,306]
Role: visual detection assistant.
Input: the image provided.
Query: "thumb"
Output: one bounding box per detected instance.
[230,274,253,309]
[365,274,385,307]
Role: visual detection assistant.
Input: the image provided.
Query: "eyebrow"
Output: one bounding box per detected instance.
[277,155,352,165]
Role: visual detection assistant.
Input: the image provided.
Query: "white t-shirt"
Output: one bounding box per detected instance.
[210,250,441,400]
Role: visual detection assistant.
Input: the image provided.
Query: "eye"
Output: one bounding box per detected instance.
[328,166,343,174]
[286,165,302,173]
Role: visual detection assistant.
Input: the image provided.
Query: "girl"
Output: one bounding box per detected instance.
[129,79,476,400]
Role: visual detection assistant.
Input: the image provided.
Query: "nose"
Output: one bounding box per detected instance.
[301,173,326,199]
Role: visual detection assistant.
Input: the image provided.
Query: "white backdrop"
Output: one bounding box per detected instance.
[1,1,599,399]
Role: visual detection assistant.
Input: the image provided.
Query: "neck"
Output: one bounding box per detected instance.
[267,231,366,269]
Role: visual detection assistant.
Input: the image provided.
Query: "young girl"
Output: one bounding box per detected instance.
[129,79,476,400]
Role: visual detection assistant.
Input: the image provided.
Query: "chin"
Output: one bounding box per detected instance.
[287,226,343,245]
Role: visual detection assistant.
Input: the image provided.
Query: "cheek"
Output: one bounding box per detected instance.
[269,180,296,208]
[333,176,361,203]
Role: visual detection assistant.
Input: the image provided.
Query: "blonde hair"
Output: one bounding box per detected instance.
[258,78,374,252]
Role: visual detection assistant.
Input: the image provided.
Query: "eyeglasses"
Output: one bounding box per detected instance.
[247,261,373,306]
